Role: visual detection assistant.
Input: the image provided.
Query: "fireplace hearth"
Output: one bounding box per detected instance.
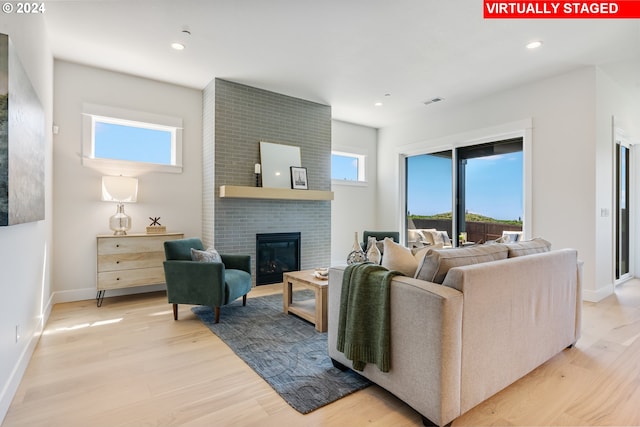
[256,232,301,285]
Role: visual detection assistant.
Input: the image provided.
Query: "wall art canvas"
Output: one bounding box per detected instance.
[0,33,45,226]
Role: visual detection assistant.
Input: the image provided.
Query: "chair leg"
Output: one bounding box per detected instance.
[243,294,247,306]
[214,306,220,324]
[173,304,178,320]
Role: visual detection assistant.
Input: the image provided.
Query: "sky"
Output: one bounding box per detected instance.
[407,151,523,221]
[331,154,358,181]
[94,121,172,164]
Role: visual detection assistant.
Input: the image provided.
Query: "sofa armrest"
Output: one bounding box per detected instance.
[441,248,580,414]
[220,254,251,274]
[328,265,463,427]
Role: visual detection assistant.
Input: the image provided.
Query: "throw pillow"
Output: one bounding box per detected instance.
[191,247,222,263]
[381,237,418,277]
[414,244,509,284]
[504,238,551,257]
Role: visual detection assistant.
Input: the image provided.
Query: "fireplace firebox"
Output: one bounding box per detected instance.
[256,232,301,285]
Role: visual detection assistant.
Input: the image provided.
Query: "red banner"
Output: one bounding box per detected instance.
[484,1,640,18]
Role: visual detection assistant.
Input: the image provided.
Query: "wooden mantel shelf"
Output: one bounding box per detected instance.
[219,185,334,201]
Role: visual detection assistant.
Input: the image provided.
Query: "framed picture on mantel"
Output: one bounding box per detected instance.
[290,166,308,190]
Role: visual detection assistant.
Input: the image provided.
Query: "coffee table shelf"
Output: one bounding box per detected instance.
[282,270,328,332]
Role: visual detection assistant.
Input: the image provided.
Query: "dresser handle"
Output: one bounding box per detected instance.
[116,244,120,248]
[116,261,120,264]
[116,277,120,281]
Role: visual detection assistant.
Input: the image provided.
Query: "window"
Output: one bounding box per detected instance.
[82,104,183,173]
[615,135,632,282]
[331,151,366,183]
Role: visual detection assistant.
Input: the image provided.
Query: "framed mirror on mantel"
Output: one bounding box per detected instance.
[218,140,334,201]
[260,141,301,188]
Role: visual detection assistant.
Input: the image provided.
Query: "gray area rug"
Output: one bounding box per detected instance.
[191,290,370,414]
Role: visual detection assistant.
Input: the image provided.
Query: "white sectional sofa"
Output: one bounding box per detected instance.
[328,241,582,426]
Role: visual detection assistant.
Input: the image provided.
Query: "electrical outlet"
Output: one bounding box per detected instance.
[15,325,20,343]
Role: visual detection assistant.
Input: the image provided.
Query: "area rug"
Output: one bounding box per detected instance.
[191,290,370,414]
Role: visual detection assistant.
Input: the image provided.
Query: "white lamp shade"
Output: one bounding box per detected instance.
[101,176,138,203]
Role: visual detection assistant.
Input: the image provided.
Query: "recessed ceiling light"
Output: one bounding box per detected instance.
[171,28,191,51]
[526,40,543,49]
[374,102,383,107]
[423,97,444,106]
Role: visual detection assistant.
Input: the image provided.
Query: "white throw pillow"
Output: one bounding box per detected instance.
[381,237,418,277]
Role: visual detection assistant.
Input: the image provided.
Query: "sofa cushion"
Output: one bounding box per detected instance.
[381,237,419,276]
[504,238,551,257]
[191,247,222,263]
[414,244,509,284]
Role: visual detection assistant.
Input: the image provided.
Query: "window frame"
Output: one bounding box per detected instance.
[331,150,367,186]
[399,119,532,246]
[82,103,183,174]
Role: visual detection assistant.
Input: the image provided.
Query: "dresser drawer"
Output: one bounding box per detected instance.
[97,251,166,272]
[97,267,167,290]
[97,234,181,255]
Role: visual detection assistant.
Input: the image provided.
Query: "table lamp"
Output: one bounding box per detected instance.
[101,176,138,235]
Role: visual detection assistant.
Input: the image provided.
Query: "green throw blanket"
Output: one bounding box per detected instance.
[336,263,401,372]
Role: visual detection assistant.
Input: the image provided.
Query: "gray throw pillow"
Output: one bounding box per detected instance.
[191,247,222,263]
[504,238,551,257]
[414,244,509,284]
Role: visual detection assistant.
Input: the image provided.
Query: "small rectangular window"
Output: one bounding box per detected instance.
[93,119,174,164]
[331,151,366,183]
[82,104,182,174]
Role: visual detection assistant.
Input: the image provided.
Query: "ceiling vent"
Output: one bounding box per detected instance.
[424,97,444,106]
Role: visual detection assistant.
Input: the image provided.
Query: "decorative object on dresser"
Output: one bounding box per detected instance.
[96,232,184,307]
[101,176,138,235]
[146,217,166,234]
[163,237,252,323]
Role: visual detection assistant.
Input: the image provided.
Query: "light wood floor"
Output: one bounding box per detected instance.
[3,280,640,427]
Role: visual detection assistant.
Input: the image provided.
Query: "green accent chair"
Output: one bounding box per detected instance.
[163,238,252,323]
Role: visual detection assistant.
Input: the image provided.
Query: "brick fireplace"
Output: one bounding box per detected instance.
[203,79,332,285]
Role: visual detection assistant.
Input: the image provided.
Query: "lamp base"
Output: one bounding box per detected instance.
[109,203,132,235]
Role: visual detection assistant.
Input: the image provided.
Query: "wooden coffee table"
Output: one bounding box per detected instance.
[282,270,328,332]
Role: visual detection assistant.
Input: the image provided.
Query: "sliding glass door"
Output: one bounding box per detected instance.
[406,138,523,247]
[406,151,453,245]
[456,139,523,244]
[615,140,631,282]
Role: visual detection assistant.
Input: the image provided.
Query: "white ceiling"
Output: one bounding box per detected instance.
[43,0,640,128]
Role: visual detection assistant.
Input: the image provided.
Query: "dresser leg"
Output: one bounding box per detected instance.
[173,304,178,320]
[96,290,105,307]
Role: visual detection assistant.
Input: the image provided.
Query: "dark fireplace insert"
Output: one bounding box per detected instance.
[256,232,301,285]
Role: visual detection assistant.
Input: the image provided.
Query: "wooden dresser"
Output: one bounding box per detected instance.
[96,232,184,306]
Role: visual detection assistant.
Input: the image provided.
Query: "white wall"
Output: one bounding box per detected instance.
[52,61,203,303]
[377,67,613,300]
[595,67,640,296]
[331,120,378,265]
[0,16,53,423]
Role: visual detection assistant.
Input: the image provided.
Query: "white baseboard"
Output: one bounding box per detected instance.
[0,292,53,424]
[52,284,167,305]
[582,284,614,302]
